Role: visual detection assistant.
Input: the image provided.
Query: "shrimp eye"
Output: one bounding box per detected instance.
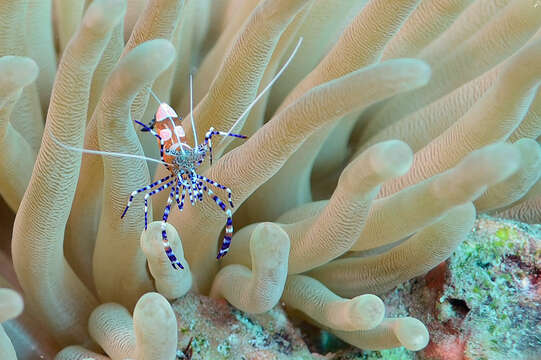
[159,128,172,141]
[174,126,185,137]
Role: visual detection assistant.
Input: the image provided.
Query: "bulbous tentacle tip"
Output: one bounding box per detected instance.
[340,139,413,193]
[83,0,127,35]
[348,294,385,330]
[134,292,174,322]
[133,292,177,359]
[465,142,522,186]
[484,142,523,181]
[368,140,413,179]
[393,317,430,351]
[125,39,177,77]
[0,288,24,323]
[384,58,432,88]
[0,56,39,97]
[251,222,290,246]
[250,222,291,266]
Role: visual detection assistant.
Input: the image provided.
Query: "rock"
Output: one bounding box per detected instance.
[418,216,540,360]
[379,216,540,360]
[172,292,317,359]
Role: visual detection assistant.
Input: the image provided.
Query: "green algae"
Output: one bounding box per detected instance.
[190,334,210,354]
[216,339,232,357]
[439,216,540,359]
[358,348,414,360]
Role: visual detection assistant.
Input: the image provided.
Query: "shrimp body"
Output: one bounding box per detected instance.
[123,102,246,269]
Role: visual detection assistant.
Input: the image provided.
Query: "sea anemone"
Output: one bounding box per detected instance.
[0,0,539,358]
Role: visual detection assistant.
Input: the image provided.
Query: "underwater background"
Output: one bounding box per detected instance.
[0,0,539,359]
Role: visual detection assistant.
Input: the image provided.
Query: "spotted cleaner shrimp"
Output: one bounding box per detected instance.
[123,91,247,269]
[51,38,303,270]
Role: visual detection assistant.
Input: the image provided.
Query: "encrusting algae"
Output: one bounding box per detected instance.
[0,0,539,359]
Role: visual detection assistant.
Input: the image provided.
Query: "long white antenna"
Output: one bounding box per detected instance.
[219,37,304,144]
[148,88,161,104]
[49,130,172,167]
[189,74,198,145]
